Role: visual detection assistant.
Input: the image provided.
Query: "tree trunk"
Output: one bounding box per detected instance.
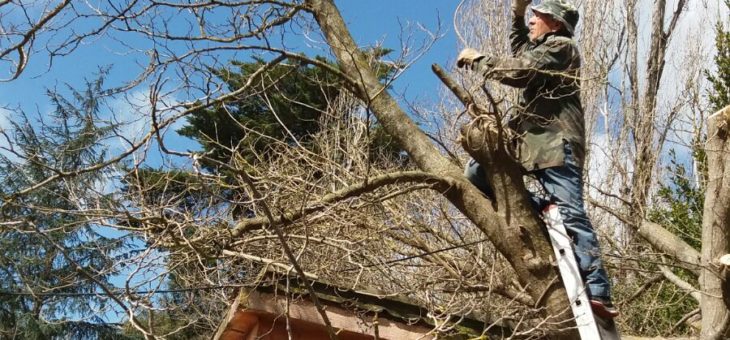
[700,105,730,339]
[304,0,578,338]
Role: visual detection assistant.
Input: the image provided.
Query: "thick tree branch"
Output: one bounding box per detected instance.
[588,198,701,273]
[700,105,730,338]
[230,171,448,235]
[658,266,701,303]
[304,1,577,338]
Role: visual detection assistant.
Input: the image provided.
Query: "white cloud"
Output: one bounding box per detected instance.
[0,107,21,163]
[102,89,188,155]
[585,0,726,182]
[0,107,12,134]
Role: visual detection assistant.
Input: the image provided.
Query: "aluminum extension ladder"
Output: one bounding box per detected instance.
[542,204,620,340]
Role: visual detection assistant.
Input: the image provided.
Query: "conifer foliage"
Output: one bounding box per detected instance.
[707,0,730,112]
[0,74,133,339]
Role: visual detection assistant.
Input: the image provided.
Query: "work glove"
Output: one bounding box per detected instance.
[512,0,531,16]
[457,48,485,69]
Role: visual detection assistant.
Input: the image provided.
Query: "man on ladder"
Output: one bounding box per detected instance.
[457,0,619,323]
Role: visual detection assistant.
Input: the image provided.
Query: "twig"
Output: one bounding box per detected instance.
[234,166,340,340]
[625,273,663,302]
[668,308,699,334]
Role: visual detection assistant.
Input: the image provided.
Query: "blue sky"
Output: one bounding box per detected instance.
[0,1,460,125]
[0,1,461,170]
[0,1,463,324]
[3,0,728,179]
[337,1,459,99]
[2,0,729,329]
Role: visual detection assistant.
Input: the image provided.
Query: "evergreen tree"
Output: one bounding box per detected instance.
[178,53,403,173]
[706,0,730,112]
[0,74,133,339]
[116,53,405,337]
[178,57,342,170]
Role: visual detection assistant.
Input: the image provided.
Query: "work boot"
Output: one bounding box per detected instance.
[590,296,619,319]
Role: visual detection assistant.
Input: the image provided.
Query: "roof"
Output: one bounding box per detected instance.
[215,273,512,339]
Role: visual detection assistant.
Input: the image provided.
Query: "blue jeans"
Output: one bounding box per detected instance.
[464,141,611,298]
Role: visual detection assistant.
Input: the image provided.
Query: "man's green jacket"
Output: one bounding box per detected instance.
[474,16,585,172]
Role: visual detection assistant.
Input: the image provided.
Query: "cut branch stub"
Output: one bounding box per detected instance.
[720,254,730,267]
[720,254,730,311]
[433,64,536,219]
[459,109,540,230]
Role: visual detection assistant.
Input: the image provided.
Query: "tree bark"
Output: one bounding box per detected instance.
[638,221,701,273]
[700,105,730,339]
[304,0,578,338]
[630,0,685,221]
